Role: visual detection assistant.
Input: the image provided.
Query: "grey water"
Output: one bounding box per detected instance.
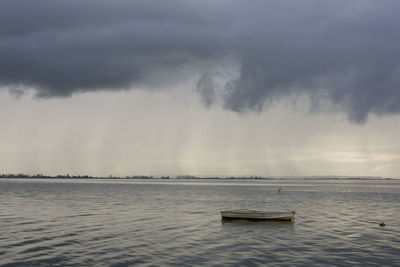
[1,178,399,266]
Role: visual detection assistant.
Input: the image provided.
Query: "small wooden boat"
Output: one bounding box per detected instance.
[220,210,295,221]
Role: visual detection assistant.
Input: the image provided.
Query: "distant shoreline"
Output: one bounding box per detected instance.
[0,174,395,180]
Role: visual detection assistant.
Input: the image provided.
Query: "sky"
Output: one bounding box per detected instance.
[1,0,400,178]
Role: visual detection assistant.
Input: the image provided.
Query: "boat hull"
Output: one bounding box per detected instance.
[220,210,295,221]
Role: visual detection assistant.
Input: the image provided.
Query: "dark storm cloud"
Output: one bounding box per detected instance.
[1,0,400,123]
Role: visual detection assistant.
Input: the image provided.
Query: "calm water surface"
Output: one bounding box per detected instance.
[1,178,399,266]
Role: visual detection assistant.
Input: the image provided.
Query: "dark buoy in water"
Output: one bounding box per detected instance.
[379,222,386,227]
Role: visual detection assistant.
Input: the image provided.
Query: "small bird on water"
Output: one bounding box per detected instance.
[278,188,282,192]
[379,222,386,227]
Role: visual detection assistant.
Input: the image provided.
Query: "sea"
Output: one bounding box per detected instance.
[0,178,399,266]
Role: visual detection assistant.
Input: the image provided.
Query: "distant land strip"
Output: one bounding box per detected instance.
[0,174,394,180]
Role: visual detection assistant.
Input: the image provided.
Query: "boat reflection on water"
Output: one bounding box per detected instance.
[221,218,295,230]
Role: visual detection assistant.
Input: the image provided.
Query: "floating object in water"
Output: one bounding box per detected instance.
[379,222,386,227]
[220,210,295,221]
[278,188,282,192]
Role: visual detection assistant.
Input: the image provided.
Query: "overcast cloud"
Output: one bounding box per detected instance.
[1,0,400,123]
